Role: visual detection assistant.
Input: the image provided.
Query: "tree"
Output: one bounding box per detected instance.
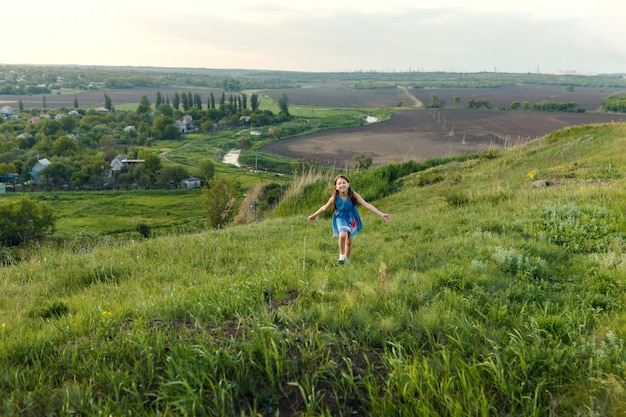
[71,154,109,187]
[277,93,290,115]
[53,135,78,156]
[41,161,74,187]
[137,95,151,114]
[156,165,189,188]
[194,93,202,110]
[353,154,373,170]
[155,91,163,107]
[157,103,174,117]
[138,150,162,173]
[198,159,215,181]
[428,94,443,108]
[200,119,215,132]
[173,92,180,110]
[104,93,113,111]
[152,115,181,140]
[74,95,79,109]
[249,93,259,112]
[0,196,55,246]
[203,177,239,229]
[181,92,189,111]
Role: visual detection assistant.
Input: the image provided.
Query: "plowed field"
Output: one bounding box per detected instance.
[410,85,626,112]
[261,109,626,167]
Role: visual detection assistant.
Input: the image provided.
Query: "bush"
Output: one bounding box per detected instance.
[491,246,548,280]
[534,203,623,253]
[203,177,240,229]
[0,196,55,246]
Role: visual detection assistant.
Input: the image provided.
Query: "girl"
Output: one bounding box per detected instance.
[308,175,391,264]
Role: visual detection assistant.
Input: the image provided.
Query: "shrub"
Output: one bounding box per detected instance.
[203,177,240,229]
[534,203,623,253]
[136,223,152,239]
[0,196,55,246]
[491,246,548,279]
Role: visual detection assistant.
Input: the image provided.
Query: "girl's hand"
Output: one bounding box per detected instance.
[308,215,316,222]
[381,213,392,222]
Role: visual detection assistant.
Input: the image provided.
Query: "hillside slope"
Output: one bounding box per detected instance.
[1,123,625,416]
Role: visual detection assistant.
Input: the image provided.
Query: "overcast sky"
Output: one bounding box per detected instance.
[4,0,624,74]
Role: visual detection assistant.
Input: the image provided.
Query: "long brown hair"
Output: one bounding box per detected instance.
[331,175,359,212]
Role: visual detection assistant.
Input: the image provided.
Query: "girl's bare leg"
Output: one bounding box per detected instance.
[345,236,353,259]
[338,231,348,256]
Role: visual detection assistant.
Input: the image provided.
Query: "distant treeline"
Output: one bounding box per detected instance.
[429,95,586,112]
[2,65,626,96]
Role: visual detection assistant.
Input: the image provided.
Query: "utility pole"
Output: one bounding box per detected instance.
[250,201,258,222]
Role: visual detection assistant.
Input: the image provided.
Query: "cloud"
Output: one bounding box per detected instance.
[3,1,625,73]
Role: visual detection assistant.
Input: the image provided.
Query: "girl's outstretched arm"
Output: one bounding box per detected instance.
[308,196,334,221]
[354,192,392,222]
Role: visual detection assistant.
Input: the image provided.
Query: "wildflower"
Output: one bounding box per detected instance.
[102,311,112,316]
[379,262,389,291]
[527,169,540,180]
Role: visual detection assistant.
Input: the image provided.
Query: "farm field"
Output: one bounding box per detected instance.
[3,82,626,169]
[261,108,626,167]
[410,84,626,111]
[261,83,626,110]
[0,87,221,110]
[262,82,417,108]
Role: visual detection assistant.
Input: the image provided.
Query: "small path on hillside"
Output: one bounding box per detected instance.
[399,86,422,107]
[159,140,192,164]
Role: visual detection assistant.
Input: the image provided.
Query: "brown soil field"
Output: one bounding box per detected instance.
[261,109,626,168]
[410,85,626,111]
[262,84,626,110]
[262,83,414,108]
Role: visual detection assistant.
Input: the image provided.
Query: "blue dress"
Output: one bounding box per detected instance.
[332,196,363,237]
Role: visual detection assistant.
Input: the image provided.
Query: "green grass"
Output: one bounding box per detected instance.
[14,189,207,239]
[1,123,626,415]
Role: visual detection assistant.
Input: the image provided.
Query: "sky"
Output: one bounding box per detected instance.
[4,0,625,74]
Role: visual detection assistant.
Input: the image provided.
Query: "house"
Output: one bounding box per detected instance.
[181,177,202,189]
[110,155,144,173]
[0,173,19,183]
[1,105,13,120]
[175,115,194,133]
[31,158,52,184]
[175,120,187,133]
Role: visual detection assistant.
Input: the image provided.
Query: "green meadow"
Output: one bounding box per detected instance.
[1,123,626,415]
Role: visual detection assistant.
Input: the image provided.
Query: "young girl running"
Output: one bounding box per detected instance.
[308,175,392,264]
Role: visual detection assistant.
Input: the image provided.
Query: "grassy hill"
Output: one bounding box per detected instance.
[1,122,625,416]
